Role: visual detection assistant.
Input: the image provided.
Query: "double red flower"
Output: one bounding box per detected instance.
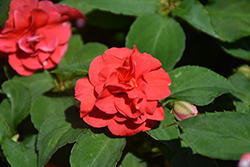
[0,0,86,76]
[75,46,171,136]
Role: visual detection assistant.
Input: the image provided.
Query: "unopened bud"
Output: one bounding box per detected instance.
[172,101,199,121]
[236,65,250,79]
[238,152,250,167]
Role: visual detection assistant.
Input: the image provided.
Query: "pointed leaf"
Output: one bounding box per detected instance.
[147,111,179,141]
[173,0,219,39]
[205,0,250,42]
[126,13,185,71]
[228,73,250,113]
[70,130,126,167]
[37,96,86,167]
[2,80,31,130]
[12,71,55,101]
[179,112,250,160]
[73,0,159,16]
[169,66,238,105]
[119,152,147,167]
[1,135,37,167]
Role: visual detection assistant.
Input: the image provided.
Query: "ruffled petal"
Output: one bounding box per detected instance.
[18,31,34,53]
[95,88,117,114]
[38,1,57,13]
[146,103,165,121]
[9,0,38,18]
[108,120,145,136]
[8,53,36,76]
[35,29,58,52]
[20,52,43,70]
[42,58,56,69]
[54,4,87,20]
[144,68,171,100]
[30,9,49,30]
[50,43,68,64]
[89,55,106,86]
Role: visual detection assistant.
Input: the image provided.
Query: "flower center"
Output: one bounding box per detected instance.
[26,33,43,49]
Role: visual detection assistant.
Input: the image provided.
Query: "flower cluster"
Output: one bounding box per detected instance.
[75,46,171,136]
[0,0,86,76]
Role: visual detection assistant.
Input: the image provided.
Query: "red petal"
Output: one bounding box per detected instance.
[18,31,34,53]
[30,9,49,30]
[35,29,58,52]
[38,1,57,13]
[8,53,36,76]
[144,68,171,100]
[146,103,165,121]
[50,44,68,64]
[2,17,15,33]
[83,107,115,128]
[75,78,96,115]
[43,58,56,69]
[89,55,106,86]
[54,4,87,20]
[9,0,38,18]
[95,88,117,114]
[0,29,23,53]
[145,100,158,115]
[20,53,43,70]
[104,47,132,60]
[14,9,30,29]
[38,51,50,63]
[108,120,145,136]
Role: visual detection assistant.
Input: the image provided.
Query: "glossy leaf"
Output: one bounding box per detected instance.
[126,13,185,71]
[173,0,219,39]
[74,0,159,16]
[12,71,55,101]
[169,66,238,105]
[119,152,147,167]
[37,96,86,167]
[147,111,179,141]
[2,135,37,167]
[30,93,76,130]
[0,115,10,142]
[228,73,250,113]
[205,0,250,42]
[0,99,12,134]
[1,80,31,130]
[219,36,250,60]
[70,130,126,167]
[179,112,250,160]
[0,0,10,27]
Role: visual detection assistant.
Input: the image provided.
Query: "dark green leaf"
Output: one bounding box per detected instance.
[119,152,147,167]
[169,66,238,105]
[59,0,95,14]
[228,73,250,113]
[12,71,55,101]
[219,36,250,60]
[74,0,159,16]
[37,96,85,167]
[70,130,126,167]
[2,80,31,130]
[173,0,219,39]
[0,99,12,134]
[126,13,185,71]
[0,115,10,142]
[1,135,37,167]
[147,111,179,141]
[0,0,10,27]
[205,0,250,42]
[51,62,89,74]
[179,112,250,160]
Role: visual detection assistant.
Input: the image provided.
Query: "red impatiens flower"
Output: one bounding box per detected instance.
[0,0,86,76]
[75,46,171,136]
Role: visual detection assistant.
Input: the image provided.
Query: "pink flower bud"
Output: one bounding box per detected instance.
[172,101,199,121]
[238,152,250,167]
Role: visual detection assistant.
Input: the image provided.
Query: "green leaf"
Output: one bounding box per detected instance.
[0,115,11,142]
[2,80,31,131]
[173,0,219,38]
[0,99,12,134]
[37,96,85,167]
[171,150,218,167]
[74,0,159,16]
[1,135,37,167]
[51,62,89,74]
[168,66,238,105]
[119,152,147,167]
[0,0,10,27]
[219,36,250,60]
[147,111,179,141]
[228,73,250,113]
[70,130,126,167]
[30,93,76,130]
[59,0,95,14]
[12,71,55,101]
[179,112,250,160]
[126,13,185,71]
[205,0,250,42]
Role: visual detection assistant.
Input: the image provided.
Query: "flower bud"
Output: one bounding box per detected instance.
[236,65,250,79]
[238,152,250,167]
[172,101,199,121]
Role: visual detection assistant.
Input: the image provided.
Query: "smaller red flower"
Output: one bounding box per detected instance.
[75,46,171,136]
[0,0,86,76]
